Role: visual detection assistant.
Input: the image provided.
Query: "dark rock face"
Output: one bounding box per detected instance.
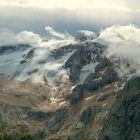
[65,45,90,82]
[20,60,27,64]
[30,108,69,133]
[50,44,80,59]
[30,111,52,121]
[100,77,140,140]
[23,48,35,59]
[67,85,84,104]
[95,58,112,72]
[65,42,106,83]
[80,106,101,127]
[20,48,35,65]
[0,44,31,55]
[80,108,93,127]
[1,127,47,140]
[97,94,110,102]
[27,69,39,75]
[84,67,119,92]
[67,130,95,140]
[0,106,48,140]
[0,106,68,139]
[75,34,98,42]
[0,113,6,129]
[47,108,69,133]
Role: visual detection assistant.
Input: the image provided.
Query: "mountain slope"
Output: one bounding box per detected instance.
[100,77,140,140]
[0,25,140,140]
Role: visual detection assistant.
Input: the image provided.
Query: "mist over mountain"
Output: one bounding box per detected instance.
[0,24,140,84]
[0,1,140,140]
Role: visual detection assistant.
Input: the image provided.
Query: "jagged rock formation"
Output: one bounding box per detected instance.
[65,42,106,83]
[0,44,32,55]
[100,77,140,140]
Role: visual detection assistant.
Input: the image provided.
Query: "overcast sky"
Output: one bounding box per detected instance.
[0,0,140,35]
[1,0,140,10]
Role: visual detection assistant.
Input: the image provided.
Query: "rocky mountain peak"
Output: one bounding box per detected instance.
[0,29,139,140]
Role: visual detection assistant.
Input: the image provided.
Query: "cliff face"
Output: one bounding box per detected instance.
[100,77,140,140]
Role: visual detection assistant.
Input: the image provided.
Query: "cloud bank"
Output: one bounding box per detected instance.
[0,26,74,46]
[0,26,76,85]
[45,26,73,40]
[0,1,140,35]
[96,24,140,77]
[1,24,140,84]
[0,28,42,46]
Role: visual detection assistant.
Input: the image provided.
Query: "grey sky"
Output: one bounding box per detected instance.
[0,0,140,35]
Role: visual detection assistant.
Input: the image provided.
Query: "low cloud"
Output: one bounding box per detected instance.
[0,25,74,46]
[45,26,73,39]
[0,5,140,36]
[0,26,76,85]
[0,28,42,46]
[1,24,140,83]
[96,24,140,77]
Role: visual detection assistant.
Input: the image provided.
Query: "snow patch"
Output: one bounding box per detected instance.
[0,26,77,85]
[79,62,98,84]
[78,30,97,38]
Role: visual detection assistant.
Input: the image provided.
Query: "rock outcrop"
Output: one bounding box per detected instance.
[65,42,106,83]
[100,77,140,140]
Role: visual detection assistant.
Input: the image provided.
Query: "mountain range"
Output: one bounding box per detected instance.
[0,25,139,140]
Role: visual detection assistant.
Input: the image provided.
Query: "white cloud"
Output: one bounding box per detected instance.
[0,28,41,46]
[96,24,140,77]
[124,0,140,10]
[17,31,42,45]
[0,26,76,85]
[78,30,97,37]
[0,0,140,35]
[45,26,73,39]
[0,0,131,11]
[0,26,75,46]
[0,28,17,46]
[1,24,140,84]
